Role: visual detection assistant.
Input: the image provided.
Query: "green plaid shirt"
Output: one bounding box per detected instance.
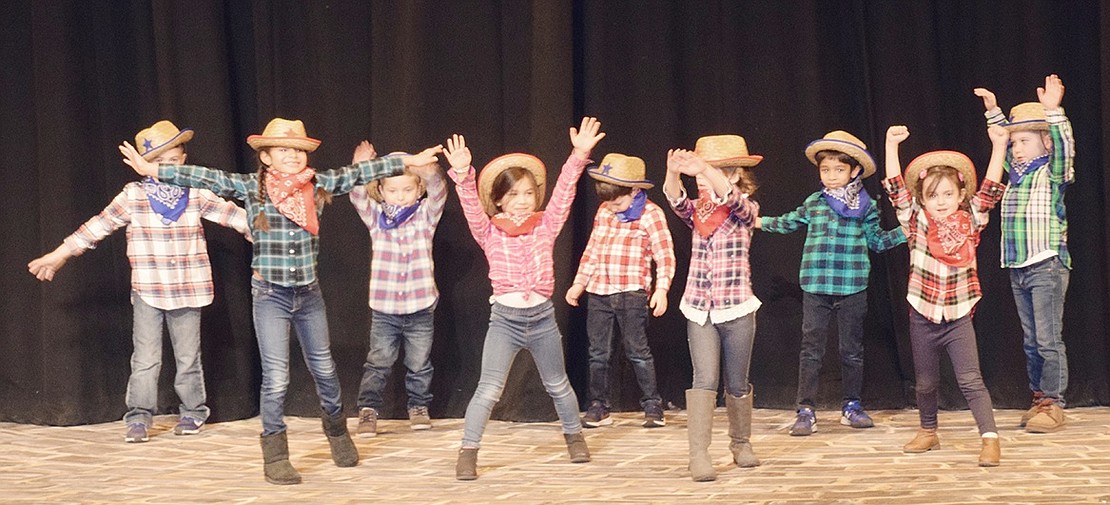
[761,192,905,295]
[159,157,404,286]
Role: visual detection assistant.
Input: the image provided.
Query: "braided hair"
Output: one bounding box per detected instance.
[253,150,334,232]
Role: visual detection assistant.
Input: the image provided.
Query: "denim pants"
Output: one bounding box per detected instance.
[586,291,660,407]
[796,291,867,408]
[908,310,997,434]
[124,294,209,426]
[461,301,582,448]
[251,277,343,436]
[687,312,756,397]
[1009,256,1069,404]
[357,305,436,411]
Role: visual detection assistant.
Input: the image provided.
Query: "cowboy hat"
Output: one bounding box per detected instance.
[135,120,193,161]
[804,130,876,178]
[477,153,547,216]
[1003,103,1049,133]
[246,118,322,152]
[694,135,763,168]
[905,150,978,197]
[588,153,653,189]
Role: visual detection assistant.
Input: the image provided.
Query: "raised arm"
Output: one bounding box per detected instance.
[444,134,491,247]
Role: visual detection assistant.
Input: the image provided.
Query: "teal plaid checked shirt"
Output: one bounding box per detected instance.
[760,192,905,295]
[159,157,404,286]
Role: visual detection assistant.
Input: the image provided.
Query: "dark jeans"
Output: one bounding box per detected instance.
[796,291,867,409]
[586,291,660,408]
[908,309,997,434]
[356,305,436,412]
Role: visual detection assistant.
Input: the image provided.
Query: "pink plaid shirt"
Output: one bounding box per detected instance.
[449,153,588,300]
[63,182,249,310]
[350,172,447,314]
[573,201,675,295]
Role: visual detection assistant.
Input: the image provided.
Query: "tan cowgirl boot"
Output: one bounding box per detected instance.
[686,388,718,482]
[726,387,760,468]
[978,436,1001,467]
[902,428,940,453]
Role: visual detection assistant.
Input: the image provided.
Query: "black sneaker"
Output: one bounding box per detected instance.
[642,401,665,428]
[581,400,612,428]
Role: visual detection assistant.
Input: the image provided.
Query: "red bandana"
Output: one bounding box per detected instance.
[266,168,319,235]
[925,210,976,267]
[692,193,730,238]
[491,212,543,237]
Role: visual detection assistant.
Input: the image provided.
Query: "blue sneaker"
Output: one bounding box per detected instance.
[124,423,149,443]
[582,400,612,428]
[789,407,816,436]
[173,416,204,435]
[840,400,874,428]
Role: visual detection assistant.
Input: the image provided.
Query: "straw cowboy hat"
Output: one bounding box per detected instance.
[478,153,547,216]
[905,150,978,196]
[694,135,763,168]
[804,130,877,178]
[588,153,653,189]
[135,120,194,161]
[246,118,322,152]
[1003,102,1049,133]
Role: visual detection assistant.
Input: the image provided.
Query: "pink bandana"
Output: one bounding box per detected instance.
[266,168,319,235]
[491,212,543,237]
[925,210,976,267]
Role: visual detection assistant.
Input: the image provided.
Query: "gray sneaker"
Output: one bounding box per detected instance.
[124,423,149,443]
[409,406,432,430]
[173,416,204,435]
[357,407,378,438]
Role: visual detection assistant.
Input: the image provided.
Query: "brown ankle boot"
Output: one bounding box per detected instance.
[260,431,302,485]
[902,428,940,453]
[978,437,1000,467]
[1025,399,1066,433]
[456,448,478,481]
[564,432,591,463]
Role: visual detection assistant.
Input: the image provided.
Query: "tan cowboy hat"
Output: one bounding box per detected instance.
[588,153,653,189]
[905,150,978,196]
[478,153,546,216]
[135,120,194,161]
[694,135,763,168]
[1004,102,1049,133]
[246,118,322,152]
[804,130,876,178]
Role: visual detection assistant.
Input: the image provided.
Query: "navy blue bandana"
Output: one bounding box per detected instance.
[1008,153,1049,186]
[142,177,189,225]
[822,175,871,219]
[378,201,421,230]
[615,190,648,223]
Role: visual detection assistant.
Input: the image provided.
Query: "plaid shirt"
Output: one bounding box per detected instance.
[760,192,905,296]
[667,189,761,325]
[63,182,249,310]
[572,200,676,295]
[985,107,1075,268]
[884,175,1006,323]
[350,171,447,314]
[159,157,404,287]
[449,153,587,300]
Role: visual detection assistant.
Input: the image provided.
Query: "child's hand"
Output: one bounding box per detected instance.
[565,284,585,307]
[973,88,998,111]
[987,124,1010,146]
[1038,74,1065,110]
[352,140,377,164]
[649,288,668,317]
[886,125,910,145]
[570,116,606,159]
[672,149,708,177]
[28,249,69,282]
[443,134,473,171]
[118,141,159,177]
[404,145,442,168]
[754,216,762,229]
[408,162,440,179]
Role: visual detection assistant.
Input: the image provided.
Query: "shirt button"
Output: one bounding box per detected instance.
[289,249,295,254]
[170,260,176,265]
[289,231,295,236]
[289,267,296,272]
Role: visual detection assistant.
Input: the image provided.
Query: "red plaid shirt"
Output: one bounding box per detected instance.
[884,175,1006,323]
[573,201,675,295]
[63,183,249,310]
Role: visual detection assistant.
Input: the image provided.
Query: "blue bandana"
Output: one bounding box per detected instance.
[821,175,871,219]
[142,177,189,225]
[378,201,421,230]
[615,190,648,222]
[1008,153,1050,186]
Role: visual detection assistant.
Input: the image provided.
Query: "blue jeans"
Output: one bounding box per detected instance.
[251,277,343,436]
[124,294,208,426]
[357,306,436,411]
[686,312,756,397]
[461,301,582,448]
[585,291,660,407]
[796,291,867,408]
[1009,256,1069,405]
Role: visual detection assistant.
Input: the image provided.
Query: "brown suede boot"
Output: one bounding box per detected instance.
[260,431,302,485]
[978,436,1000,467]
[686,388,717,482]
[1025,399,1066,433]
[565,432,591,463]
[902,428,940,453]
[1019,391,1044,428]
[321,409,359,467]
[726,388,760,468]
[456,448,479,481]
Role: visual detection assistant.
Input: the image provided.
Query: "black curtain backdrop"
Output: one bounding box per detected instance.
[3,1,1107,426]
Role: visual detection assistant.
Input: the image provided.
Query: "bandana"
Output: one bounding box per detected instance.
[1008,153,1050,186]
[378,201,422,230]
[491,212,543,237]
[614,190,648,223]
[821,175,871,219]
[692,191,730,238]
[142,177,189,225]
[925,210,976,268]
[265,168,319,235]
